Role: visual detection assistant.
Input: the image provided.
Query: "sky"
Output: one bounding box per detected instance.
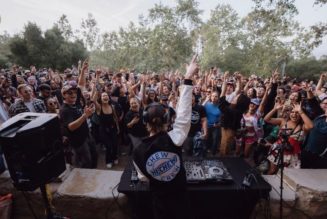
[0,0,326,57]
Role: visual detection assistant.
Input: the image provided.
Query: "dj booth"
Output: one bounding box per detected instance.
[118,158,271,219]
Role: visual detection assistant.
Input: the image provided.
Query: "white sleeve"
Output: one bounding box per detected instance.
[168,84,193,146]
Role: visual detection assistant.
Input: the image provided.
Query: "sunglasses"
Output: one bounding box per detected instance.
[48,102,57,106]
[66,90,77,95]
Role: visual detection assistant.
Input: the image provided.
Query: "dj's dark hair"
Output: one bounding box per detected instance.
[143,103,168,133]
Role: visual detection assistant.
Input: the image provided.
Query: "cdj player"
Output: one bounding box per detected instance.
[184,159,233,184]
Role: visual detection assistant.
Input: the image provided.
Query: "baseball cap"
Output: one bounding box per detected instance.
[250,98,260,106]
[61,81,78,95]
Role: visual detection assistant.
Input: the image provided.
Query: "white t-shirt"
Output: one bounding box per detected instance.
[226,92,236,103]
[24,101,36,113]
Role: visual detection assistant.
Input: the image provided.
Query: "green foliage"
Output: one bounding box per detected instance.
[286,56,327,80]
[0,31,12,67]
[91,0,201,72]
[55,14,74,41]
[9,22,88,70]
[80,13,99,50]
[2,0,326,75]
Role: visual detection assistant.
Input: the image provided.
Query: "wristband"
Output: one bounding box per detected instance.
[184,79,193,85]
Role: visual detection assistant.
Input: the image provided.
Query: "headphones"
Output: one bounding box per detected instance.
[143,103,169,124]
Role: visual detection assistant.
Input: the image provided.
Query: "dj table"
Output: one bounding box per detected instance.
[118,157,271,219]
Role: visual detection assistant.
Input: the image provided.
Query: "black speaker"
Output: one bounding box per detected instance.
[0,113,66,191]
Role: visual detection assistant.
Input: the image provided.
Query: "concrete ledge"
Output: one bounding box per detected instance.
[0,169,130,219]
[262,174,296,218]
[283,168,327,218]
[256,169,327,219]
[57,168,123,199]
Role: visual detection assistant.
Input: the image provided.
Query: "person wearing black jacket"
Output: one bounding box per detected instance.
[132,55,198,219]
[218,72,250,156]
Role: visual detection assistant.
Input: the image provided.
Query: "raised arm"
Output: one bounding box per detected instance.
[168,55,198,146]
[78,60,88,90]
[263,101,284,126]
[220,71,229,97]
[234,72,242,95]
[315,73,326,97]
[258,87,269,114]
[293,103,313,133]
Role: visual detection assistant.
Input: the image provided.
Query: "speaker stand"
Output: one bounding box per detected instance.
[40,184,54,219]
[40,184,67,219]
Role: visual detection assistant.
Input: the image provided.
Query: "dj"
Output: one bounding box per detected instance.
[133,55,198,219]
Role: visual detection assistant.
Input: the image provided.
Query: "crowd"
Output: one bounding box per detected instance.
[0,61,327,173]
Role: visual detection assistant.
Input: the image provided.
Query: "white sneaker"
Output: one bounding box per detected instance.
[106,163,113,169]
[114,159,119,165]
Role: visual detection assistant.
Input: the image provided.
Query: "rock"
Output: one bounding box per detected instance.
[55,168,129,219]
[283,168,327,218]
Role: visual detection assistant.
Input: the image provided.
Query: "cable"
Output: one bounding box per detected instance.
[111,182,131,217]
[22,191,38,219]
[105,182,131,219]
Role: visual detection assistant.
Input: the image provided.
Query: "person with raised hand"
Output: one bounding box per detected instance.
[132,55,198,219]
[264,100,313,174]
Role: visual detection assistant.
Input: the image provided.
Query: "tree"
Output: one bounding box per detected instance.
[239,0,316,74]
[9,23,88,70]
[91,0,201,71]
[200,4,242,69]
[0,31,11,67]
[55,14,73,41]
[286,56,327,80]
[80,13,99,50]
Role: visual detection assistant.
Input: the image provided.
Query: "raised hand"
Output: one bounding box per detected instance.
[274,99,284,110]
[185,54,199,79]
[96,68,102,77]
[292,102,302,113]
[223,71,230,80]
[272,70,280,83]
[82,59,89,73]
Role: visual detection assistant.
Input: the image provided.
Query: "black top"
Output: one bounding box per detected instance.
[60,103,89,148]
[124,109,148,137]
[99,106,116,130]
[218,96,243,130]
[133,132,186,191]
[59,89,89,148]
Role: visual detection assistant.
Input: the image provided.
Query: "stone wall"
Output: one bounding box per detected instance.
[2,167,327,219]
[0,169,130,219]
[261,168,327,219]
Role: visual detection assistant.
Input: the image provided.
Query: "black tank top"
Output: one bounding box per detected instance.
[99,105,115,129]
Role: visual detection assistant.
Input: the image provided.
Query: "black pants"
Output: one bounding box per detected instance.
[301,150,327,169]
